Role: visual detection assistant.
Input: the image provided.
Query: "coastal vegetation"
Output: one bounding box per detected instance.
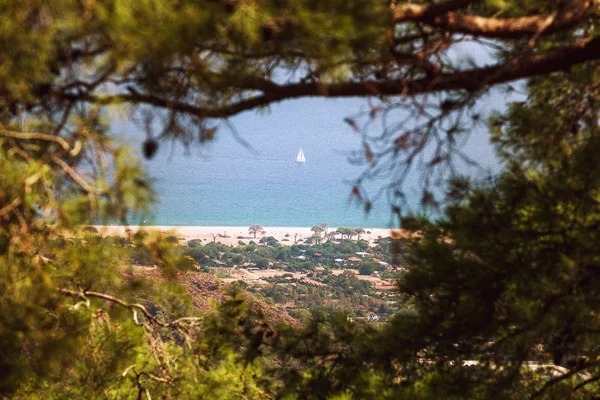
[1,0,600,399]
[115,231,404,320]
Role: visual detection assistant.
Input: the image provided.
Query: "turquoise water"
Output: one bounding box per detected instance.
[129,97,499,228]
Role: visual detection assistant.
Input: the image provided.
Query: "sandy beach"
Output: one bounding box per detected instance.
[95,225,393,246]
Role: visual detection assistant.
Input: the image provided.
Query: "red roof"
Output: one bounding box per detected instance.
[314,253,323,257]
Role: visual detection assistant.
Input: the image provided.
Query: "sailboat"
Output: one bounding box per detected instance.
[296,147,306,163]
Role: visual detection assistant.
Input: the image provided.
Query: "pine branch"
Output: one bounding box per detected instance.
[393,0,597,39]
[59,288,202,329]
[73,36,600,119]
[0,128,72,152]
[0,197,22,218]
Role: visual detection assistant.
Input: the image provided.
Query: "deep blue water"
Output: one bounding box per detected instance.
[125,97,500,228]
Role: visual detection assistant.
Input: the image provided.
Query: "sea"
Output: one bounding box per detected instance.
[122,97,501,228]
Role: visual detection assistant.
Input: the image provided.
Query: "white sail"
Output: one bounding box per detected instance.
[296,148,306,163]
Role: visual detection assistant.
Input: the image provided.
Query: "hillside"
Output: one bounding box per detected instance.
[123,266,298,326]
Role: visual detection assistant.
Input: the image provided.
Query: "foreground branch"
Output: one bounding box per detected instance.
[0,128,72,152]
[0,197,22,218]
[393,0,597,39]
[81,36,600,119]
[393,0,481,22]
[51,156,104,195]
[59,288,202,329]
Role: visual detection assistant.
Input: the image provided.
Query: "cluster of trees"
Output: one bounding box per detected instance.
[2,0,600,398]
[334,226,364,240]
[258,270,384,315]
[185,241,233,264]
[358,260,387,276]
[259,235,279,246]
[179,233,398,272]
[309,225,368,242]
[246,224,374,245]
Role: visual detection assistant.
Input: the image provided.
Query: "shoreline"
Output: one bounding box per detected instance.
[94,225,395,246]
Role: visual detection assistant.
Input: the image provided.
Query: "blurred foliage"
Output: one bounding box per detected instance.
[368,65,600,398]
[1,0,600,399]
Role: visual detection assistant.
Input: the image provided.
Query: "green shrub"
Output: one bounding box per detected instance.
[358,260,385,275]
[232,254,244,264]
[260,236,278,246]
[188,239,203,248]
[165,235,179,243]
[255,258,270,269]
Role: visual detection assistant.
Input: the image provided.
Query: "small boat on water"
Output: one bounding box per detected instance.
[296,148,306,163]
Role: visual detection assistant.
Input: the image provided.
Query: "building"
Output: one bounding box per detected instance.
[365,311,381,322]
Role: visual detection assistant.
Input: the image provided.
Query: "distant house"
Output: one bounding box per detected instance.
[313,252,323,257]
[355,252,371,258]
[296,255,307,260]
[314,265,325,271]
[334,258,345,263]
[347,256,361,262]
[365,312,381,322]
